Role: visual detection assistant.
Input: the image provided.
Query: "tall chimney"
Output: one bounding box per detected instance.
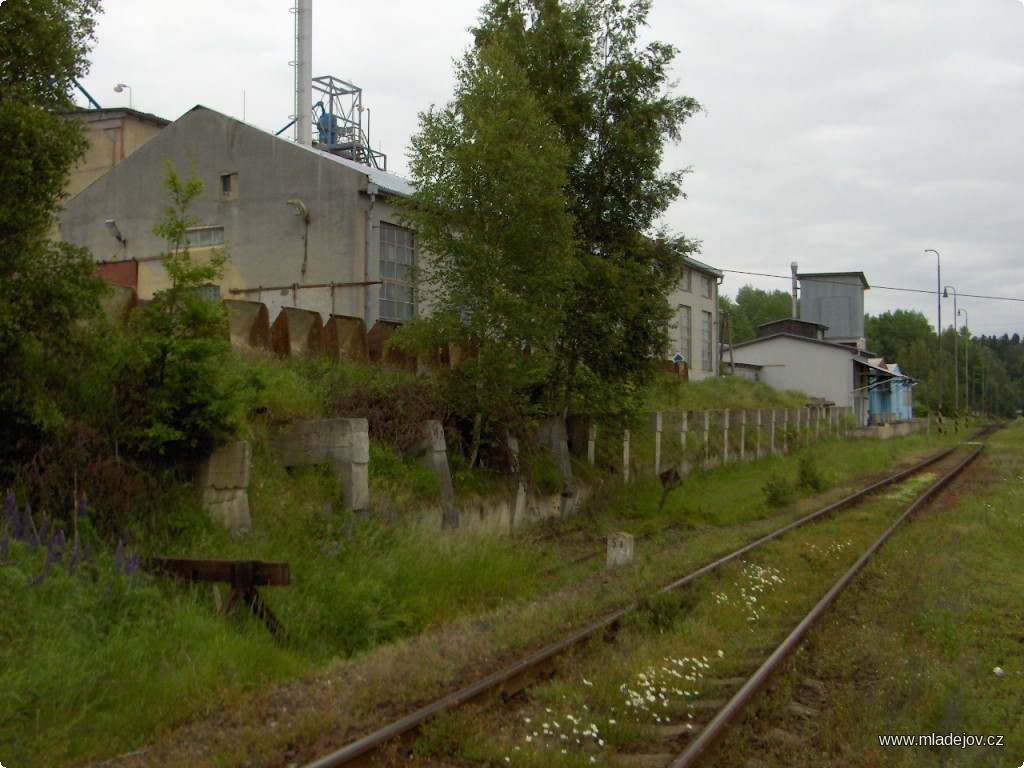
[791,261,799,318]
[294,0,312,146]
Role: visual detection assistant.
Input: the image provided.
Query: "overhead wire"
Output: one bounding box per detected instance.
[720,269,1024,303]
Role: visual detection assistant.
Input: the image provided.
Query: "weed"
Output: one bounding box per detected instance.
[762,475,795,508]
[797,454,827,492]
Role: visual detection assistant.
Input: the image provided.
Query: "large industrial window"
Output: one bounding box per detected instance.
[379,222,415,321]
[678,305,691,362]
[701,310,713,371]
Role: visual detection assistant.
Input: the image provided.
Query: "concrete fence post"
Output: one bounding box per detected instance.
[770,408,777,455]
[622,429,631,483]
[740,410,747,462]
[419,420,459,528]
[756,409,763,460]
[651,412,663,475]
[723,409,731,463]
[587,421,597,465]
[681,411,688,459]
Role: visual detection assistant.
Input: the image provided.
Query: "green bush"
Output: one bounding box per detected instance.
[762,475,795,508]
[797,455,827,492]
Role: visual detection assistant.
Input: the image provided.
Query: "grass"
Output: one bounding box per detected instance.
[646,373,809,412]
[740,421,1024,768]
[0,366,975,766]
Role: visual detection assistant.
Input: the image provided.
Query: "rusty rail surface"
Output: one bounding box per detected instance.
[300,445,968,768]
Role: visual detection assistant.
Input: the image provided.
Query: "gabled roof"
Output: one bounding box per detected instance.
[185,105,415,197]
[728,331,859,355]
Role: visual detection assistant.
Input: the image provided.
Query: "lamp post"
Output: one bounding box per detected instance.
[958,308,969,417]
[114,83,132,108]
[925,249,942,424]
[942,285,958,417]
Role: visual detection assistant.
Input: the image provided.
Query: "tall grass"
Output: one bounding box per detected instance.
[0,364,968,766]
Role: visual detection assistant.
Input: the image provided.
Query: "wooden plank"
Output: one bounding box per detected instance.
[147,557,291,587]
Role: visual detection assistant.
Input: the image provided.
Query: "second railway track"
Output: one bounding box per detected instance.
[300,434,994,768]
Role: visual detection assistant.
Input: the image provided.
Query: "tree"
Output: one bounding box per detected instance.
[472,0,702,419]
[116,163,245,461]
[401,42,577,465]
[720,285,793,344]
[865,309,934,363]
[0,0,106,463]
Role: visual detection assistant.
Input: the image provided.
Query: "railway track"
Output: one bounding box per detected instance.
[299,433,993,768]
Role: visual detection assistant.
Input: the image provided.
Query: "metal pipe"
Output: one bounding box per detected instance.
[925,249,942,419]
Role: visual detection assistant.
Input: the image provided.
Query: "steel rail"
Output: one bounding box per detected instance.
[668,442,985,768]
[300,445,961,768]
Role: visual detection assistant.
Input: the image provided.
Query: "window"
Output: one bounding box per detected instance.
[678,305,691,362]
[193,284,221,301]
[181,226,225,248]
[700,274,713,299]
[219,173,238,200]
[701,310,713,371]
[379,222,415,321]
[681,268,692,292]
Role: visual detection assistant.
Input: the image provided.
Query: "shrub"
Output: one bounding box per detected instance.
[762,475,794,508]
[797,455,827,492]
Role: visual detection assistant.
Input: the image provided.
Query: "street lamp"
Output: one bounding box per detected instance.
[942,285,958,416]
[958,308,969,416]
[925,249,942,423]
[114,83,132,108]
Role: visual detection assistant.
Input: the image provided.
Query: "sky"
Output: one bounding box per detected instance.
[74,0,1024,338]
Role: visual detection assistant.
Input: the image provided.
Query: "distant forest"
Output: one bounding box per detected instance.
[721,286,1023,418]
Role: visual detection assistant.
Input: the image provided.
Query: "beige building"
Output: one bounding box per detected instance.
[666,256,723,381]
[66,108,170,198]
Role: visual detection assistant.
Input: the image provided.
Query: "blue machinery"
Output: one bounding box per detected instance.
[275,75,387,171]
[312,75,386,170]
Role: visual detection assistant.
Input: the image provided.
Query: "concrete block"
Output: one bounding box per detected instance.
[607,531,634,569]
[324,314,368,363]
[224,299,270,352]
[271,306,324,357]
[367,320,414,367]
[99,283,139,324]
[269,418,369,510]
[196,440,252,535]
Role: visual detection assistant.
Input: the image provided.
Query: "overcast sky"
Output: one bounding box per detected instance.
[75,0,1024,337]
